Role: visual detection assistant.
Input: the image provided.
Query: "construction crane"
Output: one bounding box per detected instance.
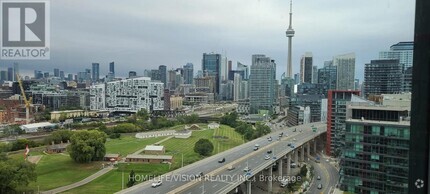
[16,73,32,124]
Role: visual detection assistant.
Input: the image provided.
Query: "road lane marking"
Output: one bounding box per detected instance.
[212,184,218,188]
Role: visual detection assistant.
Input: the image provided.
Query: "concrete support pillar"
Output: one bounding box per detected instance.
[246,180,252,194]
[300,146,305,162]
[286,153,291,175]
[313,139,317,154]
[267,166,273,193]
[294,150,298,164]
[278,159,283,177]
[307,142,310,158]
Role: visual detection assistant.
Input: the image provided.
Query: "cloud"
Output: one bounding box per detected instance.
[0,0,415,82]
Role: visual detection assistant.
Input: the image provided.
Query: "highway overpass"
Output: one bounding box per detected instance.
[117,122,326,194]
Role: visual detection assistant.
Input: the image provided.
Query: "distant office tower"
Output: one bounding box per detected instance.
[34,70,41,79]
[67,74,73,81]
[143,69,151,77]
[233,73,242,101]
[196,70,203,78]
[109,62,115,77]
[249,54,277,114]
[364,59,403,97]
[0,71,6,83]
[60,71,65,80]
[168,70,177,90]
[202,53,221,94]
[318,63,337,92]
[220,56,228,82]
[183,63,194,84]
[13,63,19,81]
[312,66,318,84]
[90,77,164,112]
[92,63,100,82]
[354,79,359,91]
[326,90,360,156]
[158,65,167,87]
[403,67,412,93]
[237,62,249,80]
[379,41,413,69]
[129,71,137,78]
[340,94,410,194]
[240,80,249,100]
[300,52,313,83]
[334,53,355,90]
[54,68,60,77]
[228,61,232,72]
[286,106,311,126]
[294,73,300,84]
[151,69,161,81]
[44,72,49,78]
[7,67,13,81]
[85,69,91,83]
[219,80,234,101]
[285,0,295,78]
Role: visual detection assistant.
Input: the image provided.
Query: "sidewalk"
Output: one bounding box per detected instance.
[41,166,114,194]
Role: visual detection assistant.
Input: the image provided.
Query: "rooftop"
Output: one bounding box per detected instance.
[126,154,172,160]
[20,122,56,129]
[144,145,164,151]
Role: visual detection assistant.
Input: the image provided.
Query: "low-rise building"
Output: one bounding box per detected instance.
[208,122,220,129]
[125,154,173,164]
[20,122,57,133]
[143,145,165,155]
[174,130,192,139]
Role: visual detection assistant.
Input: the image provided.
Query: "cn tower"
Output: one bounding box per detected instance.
[286,0,295,78]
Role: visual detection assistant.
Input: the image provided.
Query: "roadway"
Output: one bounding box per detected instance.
[118,122,326,194]
[307,154,339,194]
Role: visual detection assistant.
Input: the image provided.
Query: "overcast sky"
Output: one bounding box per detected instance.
[0,0,415,81]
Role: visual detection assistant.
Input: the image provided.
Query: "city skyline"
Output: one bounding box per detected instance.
[0,0,414,81]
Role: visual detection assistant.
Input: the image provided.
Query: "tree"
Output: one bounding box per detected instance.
[113,123,138,133]
[300,165,308,177]
[68,130,107,163]
[254,123,271,139]
[136,109,150,121]
[220,112,238,127]
[127,170,136,187]
[194,139,214,156]
[44,130,73,145]
[0,160,37,192]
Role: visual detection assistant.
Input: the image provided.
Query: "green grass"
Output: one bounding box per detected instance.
[105,136,165,156]
[19,154,104,191]
[63,163,169,194]
[163,124,243,169]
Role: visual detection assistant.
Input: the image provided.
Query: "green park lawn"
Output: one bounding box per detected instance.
[63,124,244,193]
[24,154,103,191]
[163,124,244,169]
[105,136,165,155]
[63,163,169,194]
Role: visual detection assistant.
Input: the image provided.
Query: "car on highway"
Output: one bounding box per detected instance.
[280,179,289,187]
[326,159,330,162]
[227,165,235,171]
[279,132,283,137]
[287,143,291,146]
[254,144,260,147]
[151,180,162,188]
[317,183,323,189]
[293,138,297,141]
[290,163,297,168]
[264,155,270,160]
[244,166,251,172]
[267,150,272,154]
[218,158,225,163]
[194,172,204,178]
[317,175,321,180]
[268,136,272,141]
[253,147,259,151]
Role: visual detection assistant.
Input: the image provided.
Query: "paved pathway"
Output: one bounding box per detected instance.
[41,166,114,194]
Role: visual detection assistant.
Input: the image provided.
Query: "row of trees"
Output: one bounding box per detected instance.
[220,112,271,141]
